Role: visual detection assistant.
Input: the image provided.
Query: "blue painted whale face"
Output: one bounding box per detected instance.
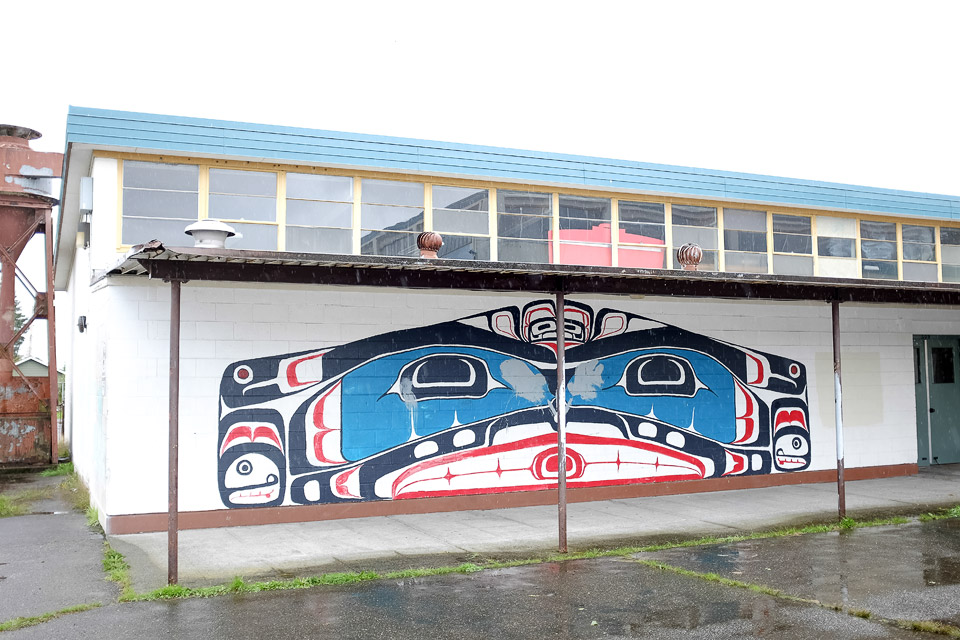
[217,299,810,508]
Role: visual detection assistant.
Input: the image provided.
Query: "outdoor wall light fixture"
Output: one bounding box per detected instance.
[77,315,87,333]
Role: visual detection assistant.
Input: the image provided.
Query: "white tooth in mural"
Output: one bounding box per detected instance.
[450,411,462,428]
[303,480,321,502]
[752,454,763,471]
[414,440,439,458]
[636,422,657,438]
[453,429,476,447]
[492,423,553,446]
[666,431,686,449]
[567,422,621,439]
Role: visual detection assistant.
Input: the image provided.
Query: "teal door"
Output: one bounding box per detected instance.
[914,336,960,465]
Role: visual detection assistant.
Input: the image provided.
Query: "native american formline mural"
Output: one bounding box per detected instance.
[217,300,811,508]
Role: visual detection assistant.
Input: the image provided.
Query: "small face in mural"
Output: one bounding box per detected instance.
[217,300,810,508]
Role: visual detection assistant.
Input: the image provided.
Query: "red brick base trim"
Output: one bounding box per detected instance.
[103,462,918,535]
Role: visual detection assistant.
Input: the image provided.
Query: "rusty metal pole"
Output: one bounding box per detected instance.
[556,291,567,553]
[832,300,846,519]
[168,279,182,584]
[44,210,58,463]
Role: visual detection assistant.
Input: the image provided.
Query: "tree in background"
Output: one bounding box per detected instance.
[13,297,26,359]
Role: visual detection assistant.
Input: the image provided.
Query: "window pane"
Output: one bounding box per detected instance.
[121,217,195,246]
[559,196,610,222]
[123,189,198,219]
[498,212,551,239]
[360,230,420,257]
[774,234,812,254]
[902,224,934,244]
[932,347,955,384]
[903,243,935,262]
[498,239,550,263]
[902,262,938,282]
[209,169,276,197]
[434,209,488,235]
[725,252,768,273]
[287,174,352,201]
[620,222,665,243]
[438,236,490,261]
[361,205,423,232]
[819,257,859,278]
[723,230,766,252]
[124,161,198,191]
[229,223,277,250]
[817,216,856,238]
[497,190,551,215]
[861,240,897,260]
[210,193,276,222]
[619,201,664,224]
[941,228,960,246]
[818,237,855,258]
[861,220,896,241]
[433,186,489,211]
[672,205,716,227]
[724,209,766,231]
[943,264,960,282]
[619,246,667,269]
[673,226,718,250]
[361,179,423,206]
[286,227,353,254]
[559,243,612,267]
[862,260,898,279]
[773,254,814,276]
[286,200,352,227]
[772,214,811,235]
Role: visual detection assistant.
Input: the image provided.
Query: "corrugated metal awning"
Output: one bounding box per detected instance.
[101,241,960,306]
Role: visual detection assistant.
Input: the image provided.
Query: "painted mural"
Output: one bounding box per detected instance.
[217,300,810,508]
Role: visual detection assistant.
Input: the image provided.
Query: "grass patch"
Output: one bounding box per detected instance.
[103,544,134,601]
[57,471,91,514]
[0,487,54,518]
[40,461,74,477]
[897,619,960,637]
[0,603,101,632]
[919,505,960,522]
[636,560,820,605]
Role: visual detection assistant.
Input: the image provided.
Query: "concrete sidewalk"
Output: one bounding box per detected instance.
[110,465,960,591]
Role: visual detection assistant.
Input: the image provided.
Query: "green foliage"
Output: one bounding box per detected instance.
[12,297,26,360]
[0,603,101,632]
[0,487,53,517]
[103,545,134,601]
[40,461,74,477]
[919,504,960,522]
[0,495,26,518]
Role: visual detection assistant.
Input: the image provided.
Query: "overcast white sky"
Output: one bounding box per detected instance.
[8,0,960,196]
[7,0,960,360]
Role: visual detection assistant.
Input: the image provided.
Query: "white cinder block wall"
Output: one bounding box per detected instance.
[66,279,958,519]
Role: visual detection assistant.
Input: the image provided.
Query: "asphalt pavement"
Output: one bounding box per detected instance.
[112,464,960,591]
[2,465,959,638]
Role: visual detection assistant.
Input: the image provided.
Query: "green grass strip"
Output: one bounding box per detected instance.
[103,543,135,601]
[40,462,74,477]
[918,504,960,522]
[895,619,960,638]
[0,603,101,633]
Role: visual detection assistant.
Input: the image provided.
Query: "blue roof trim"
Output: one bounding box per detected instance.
[66,106,960,221]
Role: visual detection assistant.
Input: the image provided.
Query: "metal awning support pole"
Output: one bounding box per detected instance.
[168,279,182,585]
[831,300,846,519]
[556,290,567,553]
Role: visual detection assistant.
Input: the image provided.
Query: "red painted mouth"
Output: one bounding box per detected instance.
[385,428,710,499]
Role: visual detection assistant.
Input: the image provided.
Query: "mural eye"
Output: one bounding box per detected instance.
[236,460,253,475]
[234,365,253,385]
[788,363,801,379]
[387,354,506,402]
[614,354,708,397]
[792,436,802,450]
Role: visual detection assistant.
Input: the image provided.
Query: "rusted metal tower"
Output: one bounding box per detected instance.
[0,125,62,466]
